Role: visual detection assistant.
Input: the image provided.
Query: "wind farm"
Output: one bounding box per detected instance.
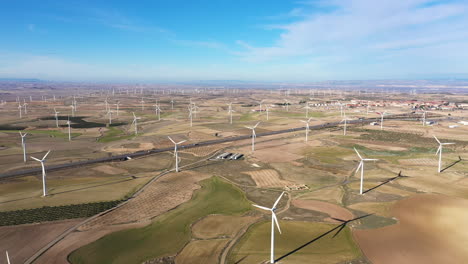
[1,1,468,263]
[0,82,466,264]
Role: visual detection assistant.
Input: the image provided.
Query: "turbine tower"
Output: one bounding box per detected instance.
[66,117,72,141]
[31,150,51,197]
[354,148,378,195]
[300,118,313,142]
[132,112,140,135]
[253,191,285,264]
[245,122,260,152]
[227,103,235,124]
[340,114,352,136]
[168,136,186,172]
[6,251,11,264]
[378,112,387,130]
[154,104,161,121]
[19,132,28,162]
[434,135,455,173]
[53,108,60,128]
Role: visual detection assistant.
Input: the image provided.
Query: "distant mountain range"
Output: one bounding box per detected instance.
[0,78,44,82]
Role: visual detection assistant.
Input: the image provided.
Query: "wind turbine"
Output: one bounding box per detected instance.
[227,103,235,124]
[188,106,194,127]
[265,105,270,120]
[168,136,186,172]
[434,135,455,173]
[31,150,51,197]
[421,110,427,126]
[18,103,22,118]
[304,104,311,118]
[115,101,120,116]
[66,116,72,141]
[378,112,387,130]
[245,122,260,152]
[340,113,352,136]
[354,148,378,195]
[154,104,161,121]
[6,251,11,264]
[19,132,28,162]
[53,108,60,128]
[171,98,174,110]
[140,97,145,111]
[284,99,289,112]
[107,110,113,124]
[70,104,75,117]
[300,118,313,142]
[23,102,28,114]
[253,191,285,264]
[132,112,140,135]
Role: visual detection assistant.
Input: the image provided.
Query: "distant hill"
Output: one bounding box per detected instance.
[0,78,44,82]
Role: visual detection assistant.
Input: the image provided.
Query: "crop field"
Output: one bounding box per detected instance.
[228,221,362,264]
[69,176,252,264]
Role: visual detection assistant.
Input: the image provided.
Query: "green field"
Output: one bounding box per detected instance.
[69,176,252,264]
[0,129,82,139]
[97,127,134,143]
[228,221,361,264]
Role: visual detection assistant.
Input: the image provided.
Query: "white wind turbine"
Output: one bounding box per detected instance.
[245,122,260,152]
[31,150,51,197]
[304,104,311,118]
[284,99,289,112]
[6,251,11,264]
[378,112,387,130]
[227,103,235,124]
[300,118,313,142]
[354,148,378,195]
[421,110,427,126]
[53,108,60,128]
[265,105,270,120]
[253,191,285,264]
[19,132,28,162]
[107,110,113,124]
[188,106,194,127]
[115,101,120,116]
[340,113,352,136]
[132,112,140,135]
[258,100,264,112]
[70,104,75,117]
[18,103,22,118]
[140,97,145,111]
[168,136,186,172]
[171,98,174,110]
[66,116,72,141]
[434,135,455,173]
[23,102,28,114]
[154,104,161,121]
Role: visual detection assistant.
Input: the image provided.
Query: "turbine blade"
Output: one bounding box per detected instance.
[167,136,176,144]
[433,135,441,144]
[177,140,187,144]
[356,161,363,172]
[272,191,285,208]
[253,204,271,211]
[330,217,347,223]
[31,156,41,162]
[442,143,455,145]
[42,150,51,160]
[254,122,261,128]
[354,148,363,160]
[436,146,441,155]
[272,213,282,234]
[363,159,378,161]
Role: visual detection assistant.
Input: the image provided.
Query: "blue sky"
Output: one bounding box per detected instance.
[0,0,467,82]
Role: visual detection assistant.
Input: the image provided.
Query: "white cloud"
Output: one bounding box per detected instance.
[237,0,468,67]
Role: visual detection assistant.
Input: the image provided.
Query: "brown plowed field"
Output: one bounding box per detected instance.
[244,169,293,188]
[80,171,211,230]
[292,199,354,222]
[354,194,468,264]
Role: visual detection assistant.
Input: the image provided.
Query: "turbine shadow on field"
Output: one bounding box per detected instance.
[275,214,371,262]
[362,171,409,194]
[234,255,249,263]
[440,156,463,173]
[50,178,134,196]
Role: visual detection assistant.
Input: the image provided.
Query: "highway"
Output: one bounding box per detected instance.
[0,113,446,179]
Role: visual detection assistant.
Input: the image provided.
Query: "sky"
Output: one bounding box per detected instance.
[0,0,467,82]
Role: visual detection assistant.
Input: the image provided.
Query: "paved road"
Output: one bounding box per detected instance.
[0,113,448,179]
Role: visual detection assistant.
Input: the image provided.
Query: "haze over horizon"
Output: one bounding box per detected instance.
[1,0,467,82]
